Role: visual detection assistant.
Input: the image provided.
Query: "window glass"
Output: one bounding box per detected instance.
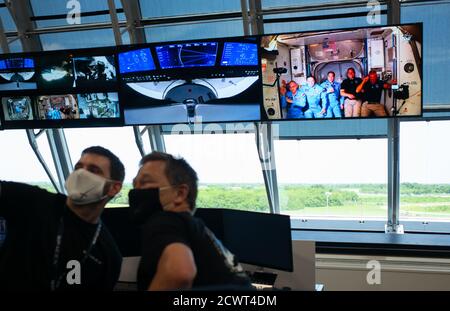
[145,20,243,43]
[6,38,23,53]
[402,1,450,106]
[265,14,387,34]
[0,7,16,31]
[30,0,125,27]
[139,0,241,18]
[275,139,388,219]
[0,130,56,192]
[164,133,270,212]
[263,0,359,8]
[40,28,129,50]
[400,121,450,222]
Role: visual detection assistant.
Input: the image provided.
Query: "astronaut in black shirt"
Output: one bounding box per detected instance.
[0,146,124,291]
[129,152,251,291]
[356,70,393,117]
[340,67,363,118]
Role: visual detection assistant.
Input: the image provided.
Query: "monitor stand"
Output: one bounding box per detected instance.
[247,270,277,289]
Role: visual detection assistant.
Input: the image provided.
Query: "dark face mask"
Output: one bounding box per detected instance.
[128,188,163,225]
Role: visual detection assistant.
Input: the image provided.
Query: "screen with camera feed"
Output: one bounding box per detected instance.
[0,48,122,129]
[118,37,263,125]
[0,57,37,91]
[0,24,423,130]
[260,23,422,121]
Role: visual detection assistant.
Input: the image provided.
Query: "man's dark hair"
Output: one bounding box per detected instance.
[327,71,335,76]
[347,67,355,73]
[140,152,198,211]
[82,146,125,182]
[368,70,378,76]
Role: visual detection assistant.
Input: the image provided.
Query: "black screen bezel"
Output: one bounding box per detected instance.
[117,35,264,126]
[259,22,424,123]
[0,46,124,129]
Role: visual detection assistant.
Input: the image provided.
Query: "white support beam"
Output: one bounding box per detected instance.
[108,0,123,45]
[0,16,11,53]
[120,0,145,44]
[386,0,403,234]
[5,0,42,51]
[120,0,165,154]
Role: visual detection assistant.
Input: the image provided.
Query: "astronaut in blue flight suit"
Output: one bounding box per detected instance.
[320,71,343,118]
[280,80,307,119]
[302,76,327,118]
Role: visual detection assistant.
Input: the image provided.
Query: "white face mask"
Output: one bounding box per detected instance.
[65,169,110,205]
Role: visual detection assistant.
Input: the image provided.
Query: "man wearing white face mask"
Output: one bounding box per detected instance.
[129,152,251,291]
[0,146,124,291]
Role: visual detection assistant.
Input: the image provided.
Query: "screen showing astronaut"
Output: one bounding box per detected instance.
[73,56,117,89]
[36,54,117,91]
[1,96,34,121]
[78,92,120,119]
[0,57,37,91]
[119,38,262,125]
[36,55,74,90]
[0,49,122,128]
[35,94,80,120]
[261,24,422,121]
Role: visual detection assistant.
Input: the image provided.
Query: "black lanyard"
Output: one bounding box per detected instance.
[50,217,102,291]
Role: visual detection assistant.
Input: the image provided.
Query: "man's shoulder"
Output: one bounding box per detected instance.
[1,181,65,201]
[144,211,193,233]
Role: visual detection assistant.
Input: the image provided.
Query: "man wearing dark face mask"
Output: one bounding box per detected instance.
[0,146,124,291]
[130,152,251,291]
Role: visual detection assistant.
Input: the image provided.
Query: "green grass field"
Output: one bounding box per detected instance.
[30,182,450,220]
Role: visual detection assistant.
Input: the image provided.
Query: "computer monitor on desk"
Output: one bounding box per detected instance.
[194,208,293,288]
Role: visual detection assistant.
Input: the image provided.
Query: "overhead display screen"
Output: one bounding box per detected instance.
[220,42,258,66]
[2,96,34,121]
[155,42,218,69]
[0,48,122,129]
[260,23,422,121]
[118,48,156,74]
[36,54,74,90]
[73,56,117,88]
[0,24,422,129]
[119,37,262,125]
[0,57,37,91]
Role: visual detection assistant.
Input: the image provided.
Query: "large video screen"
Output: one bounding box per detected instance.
[118,48,156,74]
[155,42,218,69]
[2,96,34,121]
[36,52,117,91]
[119,37,263,125]
[261,24,422,121]
[0,57,37,91]
[73,56,117,89]
[0,48,122,129]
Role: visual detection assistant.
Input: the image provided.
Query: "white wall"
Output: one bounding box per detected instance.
[316,254,450,291]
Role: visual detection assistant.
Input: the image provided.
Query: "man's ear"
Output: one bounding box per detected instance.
[174,184,189,205]
[107,181,123,198]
